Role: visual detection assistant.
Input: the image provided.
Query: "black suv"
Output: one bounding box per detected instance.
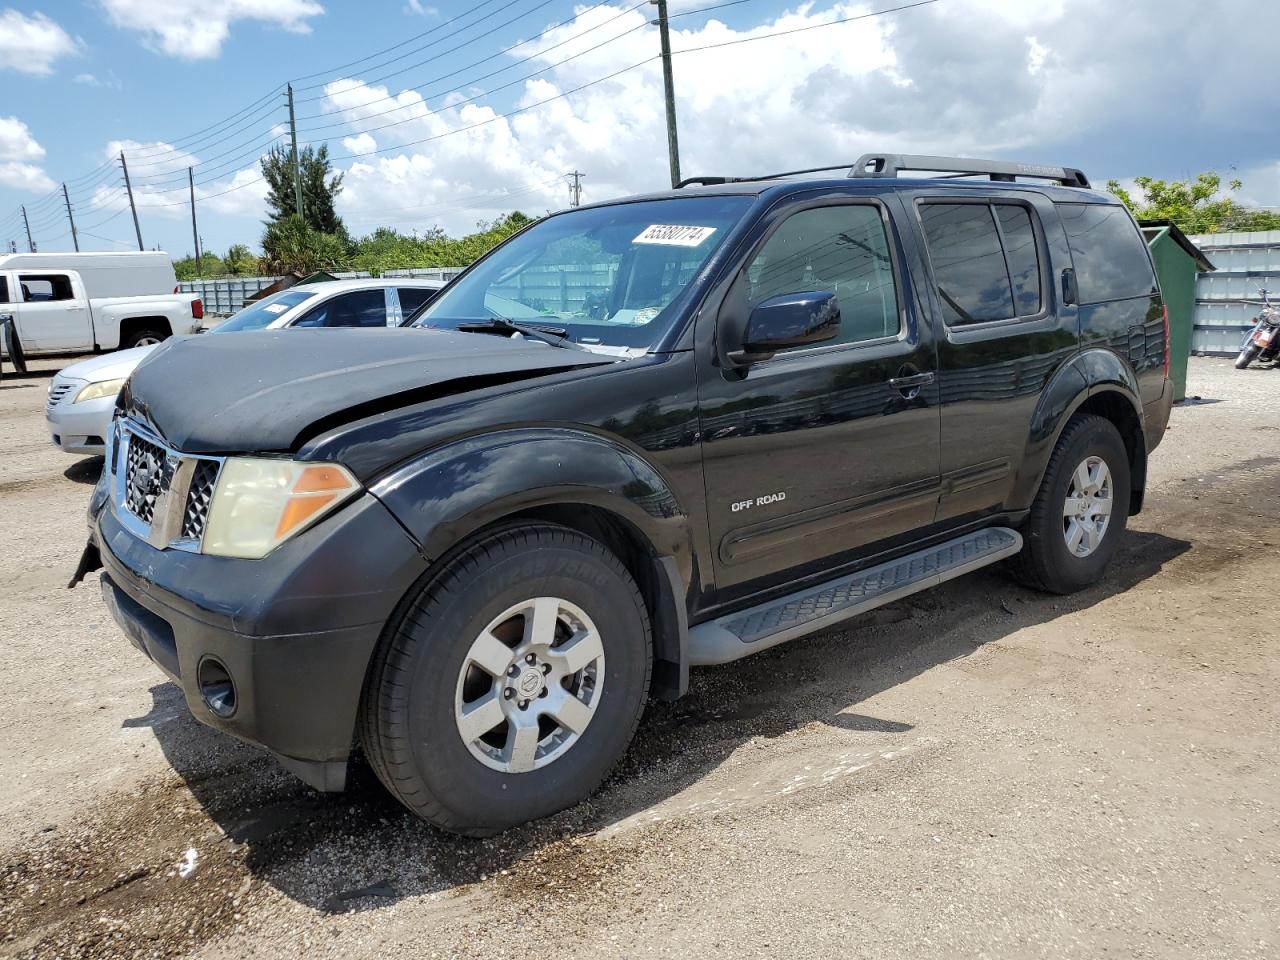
[80,154,1172,834]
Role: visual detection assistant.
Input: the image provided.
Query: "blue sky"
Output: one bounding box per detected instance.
[2,0,1278,260]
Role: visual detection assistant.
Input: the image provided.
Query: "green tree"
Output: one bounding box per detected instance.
[172,251,226,280]
[223,243,258,276]
[261,144,346,234]
[1107,172,1280,234]
[261,214,352,275]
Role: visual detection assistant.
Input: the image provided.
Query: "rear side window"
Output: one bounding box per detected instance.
[19,274,74,302]
[0,277,9,303]
[396,286,438,315]
[295,289,388,328]
[919,203,1043,325]
[1057,203,1157,303]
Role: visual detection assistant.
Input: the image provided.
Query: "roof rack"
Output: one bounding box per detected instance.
[850,153,1090,188]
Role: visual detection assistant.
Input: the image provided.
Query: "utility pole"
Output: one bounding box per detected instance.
[188,167,202,279]
[287,83,304,222]
[61,183,79,252]
[651,0,681,188]
[120,151,143,250]
[20,205,35,252]
[567,170,584,207]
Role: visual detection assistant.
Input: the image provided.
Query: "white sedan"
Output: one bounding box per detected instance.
[46,278,445,455]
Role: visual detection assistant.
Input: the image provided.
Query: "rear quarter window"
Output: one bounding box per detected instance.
[1057,203,1157,303]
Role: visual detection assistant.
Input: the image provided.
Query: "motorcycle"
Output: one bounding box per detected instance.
[1235,289,1280,370]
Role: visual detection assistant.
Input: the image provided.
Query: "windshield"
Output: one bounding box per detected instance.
[412,196,752,349]
[213,289,318,333]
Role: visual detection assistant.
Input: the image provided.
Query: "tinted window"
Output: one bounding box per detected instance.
[920,204,1015,324]
[396,286,438,315]
[213,289,317,333]
[745,204,899,346]
[1058,203,1157,303]
[295,289,388,328]
[995,205,1042,316]
[0,277,8,303]
[19,274,74,302]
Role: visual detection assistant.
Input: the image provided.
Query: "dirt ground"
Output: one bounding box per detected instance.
[1,355,1276,960]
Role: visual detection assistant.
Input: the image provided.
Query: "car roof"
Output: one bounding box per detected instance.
[575,175,1120,210]
[291,277,446,295]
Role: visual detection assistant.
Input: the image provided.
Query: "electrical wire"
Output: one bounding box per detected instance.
[294,0,645,130]
[673,0,940,54]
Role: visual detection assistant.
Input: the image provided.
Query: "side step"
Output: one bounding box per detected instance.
[687,527,1022,666]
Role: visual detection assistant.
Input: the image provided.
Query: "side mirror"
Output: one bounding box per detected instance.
[728,291,841,365]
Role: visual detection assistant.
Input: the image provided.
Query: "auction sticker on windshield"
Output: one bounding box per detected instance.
[633,224,717,246]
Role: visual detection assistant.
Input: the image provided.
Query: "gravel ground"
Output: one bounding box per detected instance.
[1,355,1277,959]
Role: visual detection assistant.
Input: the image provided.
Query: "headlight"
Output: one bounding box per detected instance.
[74,378,126,403]
[202,459,360,559]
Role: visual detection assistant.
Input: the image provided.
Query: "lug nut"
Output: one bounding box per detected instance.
[518,699,529,709]
[507,665,519,677]
[541,663,552,675]
[503,688,514,700]
[525,654,537,664]
[538,688,549,698]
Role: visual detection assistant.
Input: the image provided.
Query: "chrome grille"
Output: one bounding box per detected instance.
[181,459,220,541]
[47,381,75,410]
[113,421,223,552]
[123,433,172,524]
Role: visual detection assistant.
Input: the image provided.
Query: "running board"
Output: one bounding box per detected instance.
[687,527,1023,666]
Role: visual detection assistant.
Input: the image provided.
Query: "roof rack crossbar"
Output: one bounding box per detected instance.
[850,153,1090,188]
[676,164,865,189]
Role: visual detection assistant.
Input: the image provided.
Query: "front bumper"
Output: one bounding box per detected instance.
[48,388,114,455]
[93,490,427,790]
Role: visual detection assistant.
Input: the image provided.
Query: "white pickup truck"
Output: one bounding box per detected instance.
[0,251,203,355]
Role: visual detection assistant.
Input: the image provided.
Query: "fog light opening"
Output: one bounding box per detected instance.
[198,657,237,718]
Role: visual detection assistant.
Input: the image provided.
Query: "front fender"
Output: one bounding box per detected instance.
[368,427,693,570]
[1009,348,1143,510]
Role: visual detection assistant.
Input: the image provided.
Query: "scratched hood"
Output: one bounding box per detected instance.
[119,327,611,453]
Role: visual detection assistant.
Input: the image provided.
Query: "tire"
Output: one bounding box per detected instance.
[360,522,652,835]
[120,328,168,349]
[1236,344,1260,369]
[1010,414,1131,595]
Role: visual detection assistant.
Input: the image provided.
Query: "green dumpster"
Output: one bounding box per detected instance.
[1141,220,1214,402]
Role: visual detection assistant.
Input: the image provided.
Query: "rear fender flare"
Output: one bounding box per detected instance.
[1010,348,1143,510]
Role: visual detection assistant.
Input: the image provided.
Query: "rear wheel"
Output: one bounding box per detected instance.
[121,328,167,349]
[1011,414,1131,594]
[360,522,651,835]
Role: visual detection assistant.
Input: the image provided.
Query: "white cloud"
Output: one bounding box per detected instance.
[0,116,53,191]
[99,0,325,60]
[89,139,268,220]
[0,9,79,75]
[342,132,377,154]
[404,0,438,16]
[73,71,123,90]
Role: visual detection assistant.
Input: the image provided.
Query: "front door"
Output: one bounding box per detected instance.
[14,272,91,351]
[698,197,941,603]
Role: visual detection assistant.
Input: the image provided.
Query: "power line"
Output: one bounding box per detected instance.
[295,0,539,97]
[298,18,650,141]
[294,0,645,130]
[674,0,940,54]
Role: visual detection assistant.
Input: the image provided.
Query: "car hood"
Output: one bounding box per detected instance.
[120,327,613,454]
[58,345,157,383]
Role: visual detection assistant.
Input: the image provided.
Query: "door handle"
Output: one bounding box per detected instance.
[888,371,935,392]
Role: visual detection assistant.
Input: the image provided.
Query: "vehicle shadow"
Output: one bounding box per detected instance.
[123,527,1190,913]
[63,456,104,484]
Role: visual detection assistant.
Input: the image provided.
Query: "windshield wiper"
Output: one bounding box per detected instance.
[455,317,589,351]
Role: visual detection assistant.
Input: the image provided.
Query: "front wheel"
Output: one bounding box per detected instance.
[360,523,652,835]
[120,328,168,350]
[1011,414,1131,595]
[1236,344,1260,370]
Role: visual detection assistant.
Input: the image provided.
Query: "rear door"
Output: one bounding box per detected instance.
[13,271,92,351]
[906,190,1078,523]
[698,195,942,601]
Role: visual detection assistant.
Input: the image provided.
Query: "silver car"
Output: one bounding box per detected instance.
[46,278,445,455]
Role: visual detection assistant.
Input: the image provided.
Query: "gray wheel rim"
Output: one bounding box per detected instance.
[134,335,162,346]
[453,597,605,774]
[1062,455,1114,558]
